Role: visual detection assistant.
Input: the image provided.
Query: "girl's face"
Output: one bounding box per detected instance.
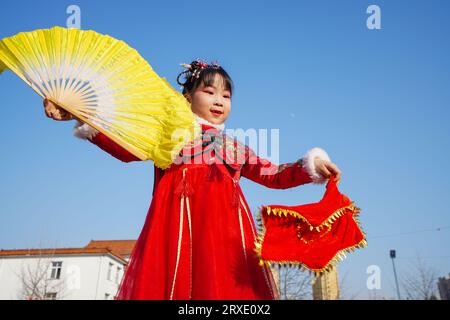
[186,74,231,125]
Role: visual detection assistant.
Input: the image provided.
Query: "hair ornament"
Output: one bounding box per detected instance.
[177,59,221,86]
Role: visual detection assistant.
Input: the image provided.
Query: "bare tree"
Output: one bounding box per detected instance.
[367,289,381,300]
[15,250,69,300]
[339,269,363,300]
[400,254,438,300]
[339,270,366,300]
[276,266,313,300]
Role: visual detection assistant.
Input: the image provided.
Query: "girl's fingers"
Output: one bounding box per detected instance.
[43,98,72,120]
[327,163,342,182]
[50,110,59,120]
[50,107,62,121]
[330,163,341,177]
[318,161,342,183]
[44,99,55,118]
[319,165,332,178]
[44,98,54,110]
[54,111,62,121]
[58,109,67,117]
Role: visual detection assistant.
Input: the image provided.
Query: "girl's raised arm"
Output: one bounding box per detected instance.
[240,147,331,189]
[43,98,141,163]
[74,121,141,163]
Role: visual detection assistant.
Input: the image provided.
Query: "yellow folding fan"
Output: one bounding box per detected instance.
[0,26,200,168]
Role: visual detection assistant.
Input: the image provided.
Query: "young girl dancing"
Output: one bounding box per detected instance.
[43,59,341,300]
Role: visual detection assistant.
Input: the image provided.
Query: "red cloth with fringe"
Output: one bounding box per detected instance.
[255,176,367,273]
[87,124,315,299]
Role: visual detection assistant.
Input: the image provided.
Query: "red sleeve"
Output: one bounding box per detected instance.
[88,132,141,163]
[240,148,313,189]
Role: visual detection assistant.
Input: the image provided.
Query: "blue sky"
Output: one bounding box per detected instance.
[0,0,449,299]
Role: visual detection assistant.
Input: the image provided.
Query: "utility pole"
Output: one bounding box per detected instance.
[390,249,401,300]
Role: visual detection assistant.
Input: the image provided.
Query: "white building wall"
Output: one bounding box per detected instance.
[0,254,125,300]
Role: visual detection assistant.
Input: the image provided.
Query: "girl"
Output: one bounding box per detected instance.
[43,59,341,300]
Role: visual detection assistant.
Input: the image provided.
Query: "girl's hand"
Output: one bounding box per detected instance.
[43,98,74,121]
[314,157,342,183]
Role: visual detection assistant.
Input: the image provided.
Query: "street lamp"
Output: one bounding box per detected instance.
[390,249,401,300]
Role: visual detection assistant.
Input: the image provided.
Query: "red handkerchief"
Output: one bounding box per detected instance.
[254,176,367,274]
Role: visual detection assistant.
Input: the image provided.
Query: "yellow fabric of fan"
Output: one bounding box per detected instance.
[0,60,5,74]
[0,26,200,168]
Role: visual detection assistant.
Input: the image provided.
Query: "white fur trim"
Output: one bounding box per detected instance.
[302,147,332,184]
[194,114,225,132]
[73,121,99,140]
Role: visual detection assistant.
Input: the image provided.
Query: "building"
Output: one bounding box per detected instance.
[438,273,450,300]
[0,240,135,300]
[312,268,340,300]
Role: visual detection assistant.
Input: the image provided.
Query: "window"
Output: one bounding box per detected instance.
[115,266,121,284]
[107,262,113,281]
[50,261,62,279]
[44,292,57,300]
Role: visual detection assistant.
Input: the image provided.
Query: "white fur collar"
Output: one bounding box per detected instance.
[194,114,225,132]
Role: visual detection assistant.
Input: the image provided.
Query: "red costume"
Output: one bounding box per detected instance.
[74,119,331,300]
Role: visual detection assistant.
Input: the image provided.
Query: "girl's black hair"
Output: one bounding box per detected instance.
[177,60,234,96]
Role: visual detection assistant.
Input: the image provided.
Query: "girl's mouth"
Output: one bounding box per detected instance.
[210,109,223,116]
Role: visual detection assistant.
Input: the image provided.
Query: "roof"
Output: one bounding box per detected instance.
[85,240,136,257]
[0,239,137,263]
[0,247,126,263]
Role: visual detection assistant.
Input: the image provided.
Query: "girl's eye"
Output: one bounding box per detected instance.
[205,91,213,94]
[223,95,231,99]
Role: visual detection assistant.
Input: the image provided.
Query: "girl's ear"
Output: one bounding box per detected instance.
[184,92,192,103]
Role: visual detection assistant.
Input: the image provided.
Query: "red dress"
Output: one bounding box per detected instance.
[86,123,314,300]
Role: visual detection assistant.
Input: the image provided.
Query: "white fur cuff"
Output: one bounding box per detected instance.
[73,121,99,140]
[302,147,332,184]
